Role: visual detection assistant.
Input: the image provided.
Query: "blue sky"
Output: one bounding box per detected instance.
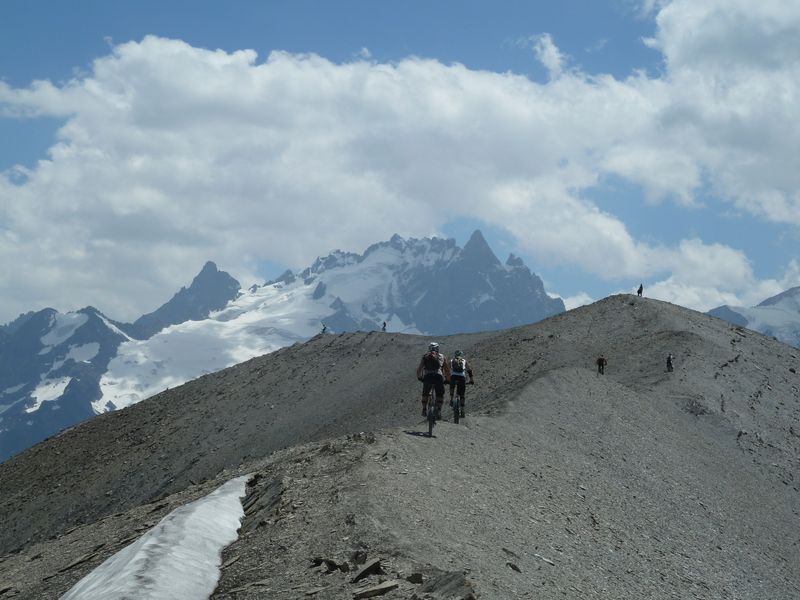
[1,0,799,322]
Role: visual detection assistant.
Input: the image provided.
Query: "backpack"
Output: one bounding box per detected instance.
[451,357,465,374]
[423,352,441,372]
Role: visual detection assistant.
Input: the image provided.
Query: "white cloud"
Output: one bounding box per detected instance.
[529,33,567,78]
[562,292,594,311]
[0,1,799,321]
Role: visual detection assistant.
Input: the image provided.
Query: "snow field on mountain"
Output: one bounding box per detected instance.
[61,475,249,600]
[26,377,71,413]
[97,279,334,412]
[39,312,88,353]
[96,244,428,413]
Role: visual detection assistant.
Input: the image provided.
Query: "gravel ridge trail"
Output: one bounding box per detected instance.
[0,295,798,598]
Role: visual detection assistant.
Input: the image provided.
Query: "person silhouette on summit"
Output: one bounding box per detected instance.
[416,342,451,419]
[382,321,387,332]
[637,284,643,297]
[596,354,607,375]
[666,353,674,372]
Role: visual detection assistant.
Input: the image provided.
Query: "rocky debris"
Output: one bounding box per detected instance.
[506,561,521,572]
[351,558,384,583]
[352,579,400,598]
[311,557,350,573]
[417,571,475,597]
[406,572,424,584]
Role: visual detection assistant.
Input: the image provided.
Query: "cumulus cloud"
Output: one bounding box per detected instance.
[0,0,799,322]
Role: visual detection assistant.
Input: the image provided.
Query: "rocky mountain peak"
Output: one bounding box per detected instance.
[130,263,241,339]
[460,229,501,269]
[505,253,524,268]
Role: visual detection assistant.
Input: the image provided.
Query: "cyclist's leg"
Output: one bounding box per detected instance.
[434,376,445,418]
[421,378,433,417]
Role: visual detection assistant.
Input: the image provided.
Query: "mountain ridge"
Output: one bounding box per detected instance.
[1,294,797,598]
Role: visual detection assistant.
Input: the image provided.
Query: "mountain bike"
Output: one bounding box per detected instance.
[452,390,462,424]
[451,379,473,424]
[426,386,439,437]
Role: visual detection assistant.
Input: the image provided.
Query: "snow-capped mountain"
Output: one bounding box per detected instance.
[0,262,241,462]
[0,231,562,461]
[708,286,800,347]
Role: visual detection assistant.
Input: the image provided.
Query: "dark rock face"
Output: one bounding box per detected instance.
[129,261,241,339]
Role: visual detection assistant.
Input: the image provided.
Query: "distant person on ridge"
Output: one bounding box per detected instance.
[449,350,474,418]
[416,342,451,419]
[321,324,327,334]
[666,353,674,372]
[382,321,387,332]
[596,354,607,375]
[637,284,643,297]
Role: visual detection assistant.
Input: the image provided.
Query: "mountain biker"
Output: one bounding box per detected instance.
[449,350,474,418]
[416,342,451,419]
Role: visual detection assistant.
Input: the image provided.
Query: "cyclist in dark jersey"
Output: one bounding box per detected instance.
[416,342,451,418]
[449,350,474,418]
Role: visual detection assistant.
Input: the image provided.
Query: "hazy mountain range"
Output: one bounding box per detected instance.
[708,287,800,347]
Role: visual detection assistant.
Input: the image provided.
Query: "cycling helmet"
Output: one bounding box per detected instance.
[429,342,439,352]
[454,350,463,358]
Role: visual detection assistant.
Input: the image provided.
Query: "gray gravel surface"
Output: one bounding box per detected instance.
[1,295,798,598]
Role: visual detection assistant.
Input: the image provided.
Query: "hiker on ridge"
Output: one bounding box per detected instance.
[637,284,643,297]
[596,354,608,375]
[416,342,451,419]
[666,353,674,372]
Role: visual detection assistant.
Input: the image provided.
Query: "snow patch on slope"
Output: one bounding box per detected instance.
[39,313,88,354]
[61,475,249,600]
[26,377,71,413]
[66,342,100,363]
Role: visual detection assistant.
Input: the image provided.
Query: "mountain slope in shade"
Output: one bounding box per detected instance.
[709,286,800,347]
[0,295,797,598]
